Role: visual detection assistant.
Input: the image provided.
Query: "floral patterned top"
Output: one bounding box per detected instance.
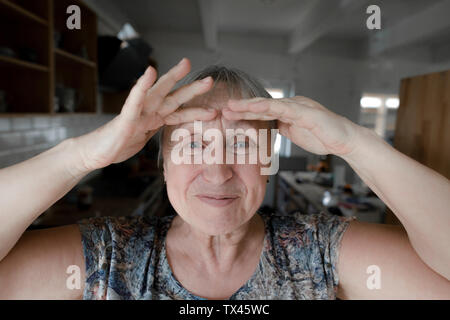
[77,210,355,300]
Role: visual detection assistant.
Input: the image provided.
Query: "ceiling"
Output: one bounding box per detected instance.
[89,0,450,60]
[327,0,443,40]
[101,0,203,33]
[216,0,315,35]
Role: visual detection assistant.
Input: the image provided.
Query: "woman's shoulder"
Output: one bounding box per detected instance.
[77,214,173,248]
[259,209,355,249]
[261,209,354,230]
[257,210,356,298]
[78,214,167,229]
[77,214,174,299]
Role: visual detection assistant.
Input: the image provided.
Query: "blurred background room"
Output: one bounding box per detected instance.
[0,0,449,229]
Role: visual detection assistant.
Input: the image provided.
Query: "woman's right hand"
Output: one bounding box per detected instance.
[69,58,217,176]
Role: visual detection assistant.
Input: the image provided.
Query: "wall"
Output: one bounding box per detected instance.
[0,114,114,174]
[144,31,450,190]
[1,28,449,207]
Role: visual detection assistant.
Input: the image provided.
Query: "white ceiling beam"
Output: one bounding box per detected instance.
[288,0,371,54]
[370,0,450,56]
[198,0,218,51]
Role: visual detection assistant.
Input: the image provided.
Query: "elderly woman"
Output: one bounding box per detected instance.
[0,58,449,300]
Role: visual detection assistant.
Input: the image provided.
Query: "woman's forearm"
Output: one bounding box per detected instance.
[0,138,90,261]
[341,126,450,279]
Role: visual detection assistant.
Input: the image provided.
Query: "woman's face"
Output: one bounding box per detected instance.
[162,87,272,236]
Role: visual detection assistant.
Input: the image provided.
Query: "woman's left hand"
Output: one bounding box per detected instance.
[222,96,363,157]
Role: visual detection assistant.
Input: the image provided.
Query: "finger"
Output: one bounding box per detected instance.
[121,66,157,121]
[222,108,276,121]
[226,97,267,111]
[163,107,217,125]
[144,58,191,110]
[291,95,326,110]
[158,77,214,118]
[227,98,301,121]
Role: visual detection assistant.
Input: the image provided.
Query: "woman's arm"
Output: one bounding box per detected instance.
[0,59,220,299]
[0,140,88,299]
[0,59,215,263]
[223,95,450,281]
[0,138,89,261]
[340,125,450,279]
[337,219,450,299]
[0,224,85,299]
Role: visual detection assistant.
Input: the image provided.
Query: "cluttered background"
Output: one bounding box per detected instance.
[0,0,449,229]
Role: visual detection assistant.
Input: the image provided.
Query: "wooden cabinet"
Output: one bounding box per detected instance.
[385,69,450,224]
[0,0,97,117]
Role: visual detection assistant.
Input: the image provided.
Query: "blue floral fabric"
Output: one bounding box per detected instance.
[77,210,355,300]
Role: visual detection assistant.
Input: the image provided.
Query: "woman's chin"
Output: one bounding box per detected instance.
[186,206,245,235]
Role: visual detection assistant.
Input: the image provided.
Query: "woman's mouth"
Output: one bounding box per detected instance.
[195,194,239,207]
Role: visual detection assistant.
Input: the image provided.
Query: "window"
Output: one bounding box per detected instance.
[359,93,399,145]
[266,88,284,99]
[117,23,139,41]
[265,87,291,157]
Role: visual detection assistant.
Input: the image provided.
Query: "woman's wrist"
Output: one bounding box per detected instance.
[337,124,396,186]
[59,137,94,181]
[340,125,387,164]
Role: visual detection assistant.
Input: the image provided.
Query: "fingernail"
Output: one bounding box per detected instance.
[177,58,186,66]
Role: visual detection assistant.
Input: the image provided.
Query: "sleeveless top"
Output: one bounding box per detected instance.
[77,210,355,300]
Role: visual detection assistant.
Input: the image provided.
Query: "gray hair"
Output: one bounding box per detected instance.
[157,65,276,168]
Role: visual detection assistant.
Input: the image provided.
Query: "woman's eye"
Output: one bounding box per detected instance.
[183,140,203,155]
[189,141,202,149]
[234,141,248,149]
[231,138,254,155]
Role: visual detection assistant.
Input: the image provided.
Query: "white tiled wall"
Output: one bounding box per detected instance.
[0,114,115,169]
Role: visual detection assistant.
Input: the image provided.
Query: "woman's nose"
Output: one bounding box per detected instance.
[201,164,233,185]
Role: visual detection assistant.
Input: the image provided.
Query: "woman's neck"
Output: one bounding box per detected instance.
[166,213,265,274]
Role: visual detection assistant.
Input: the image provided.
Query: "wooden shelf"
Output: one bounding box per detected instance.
[53,112,97,115]
[54,48,96,68]
[0,113,45,117]
[0,55,49,72]
[0,0,98,116]
[0,0,48,26]
[0,112,97,118]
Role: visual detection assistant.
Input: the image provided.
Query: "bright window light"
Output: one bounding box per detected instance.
[266,88,284,99]
[386,98,399,109]
[118,23,139,40]
[361,96,382,108]
[274,133,282,154]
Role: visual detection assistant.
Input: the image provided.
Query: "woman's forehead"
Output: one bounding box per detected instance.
[164,113,266,138]
[170,86,267,131]
[183,84,240,109]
